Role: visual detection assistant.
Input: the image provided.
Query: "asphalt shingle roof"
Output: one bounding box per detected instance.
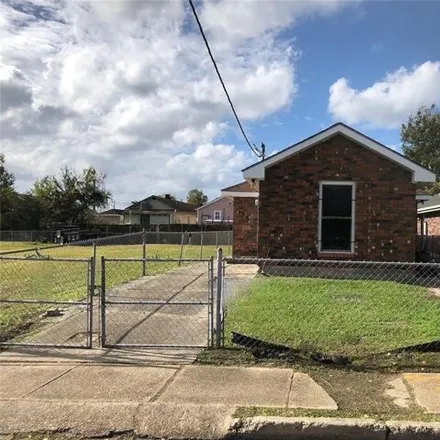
[125,196,197,212]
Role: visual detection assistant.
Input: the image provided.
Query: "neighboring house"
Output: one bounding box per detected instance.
[418,193,440,235]
[123,194,197,225]
[95,208,124,225]
[222,123,436,262]
[196,196,233,224]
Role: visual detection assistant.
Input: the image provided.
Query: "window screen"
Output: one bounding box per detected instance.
[320,184,354,251]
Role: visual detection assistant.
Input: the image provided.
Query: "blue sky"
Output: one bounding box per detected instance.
[1,0,440,206]
[230,1,440,157]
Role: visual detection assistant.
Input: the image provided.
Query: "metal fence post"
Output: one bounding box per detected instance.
[215,247,223,348]
[178,232,185,266]
[200,230,204,259]
[87,257,95,348]
[142,228,146,276]
[215,231,219,248]
[100,256,106,347]
[208,256,214,347]
[92,239,97,263]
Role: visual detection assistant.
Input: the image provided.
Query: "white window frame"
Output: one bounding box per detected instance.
[213,210,222,221]
[318,181,356,254]
[421,220,429,236]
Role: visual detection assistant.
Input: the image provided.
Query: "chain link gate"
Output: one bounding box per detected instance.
[0,256,95,348]
[100,257,215,348]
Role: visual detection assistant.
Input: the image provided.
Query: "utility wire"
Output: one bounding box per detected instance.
[188,0,265,160]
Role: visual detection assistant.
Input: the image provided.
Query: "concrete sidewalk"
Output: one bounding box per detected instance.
[0,361,337,437]
[0,363,336,409]
[1,359,440,439]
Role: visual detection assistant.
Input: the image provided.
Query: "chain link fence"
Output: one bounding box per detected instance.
[0,230,232,260]
[0,256,93,347]
[220,257,440,365]
[0,231,230,348]
[0,230,49,242]
[100,257,214,348]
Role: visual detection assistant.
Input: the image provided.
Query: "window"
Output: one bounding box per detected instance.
[214,210,222,221]
[319,182,355,253]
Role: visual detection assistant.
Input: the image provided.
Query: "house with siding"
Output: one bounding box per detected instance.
[196,196,233,224]
[222,123,436,262]
[96,208,124,225]
[123,195,197,226]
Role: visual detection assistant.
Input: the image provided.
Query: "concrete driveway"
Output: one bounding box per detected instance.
[5,262,211,351]
[103,262,211,347]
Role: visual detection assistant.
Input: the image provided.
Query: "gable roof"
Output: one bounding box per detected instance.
[221,181,258,193]
[125,196,197,212]
[243,123,436,183]
[418,194,440,214]
[221,181,259,197]
[195,196,232,211]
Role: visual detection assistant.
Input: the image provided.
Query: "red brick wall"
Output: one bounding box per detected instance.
[236,134,417,261]
[423,216,440,235]
[232,197,258,257]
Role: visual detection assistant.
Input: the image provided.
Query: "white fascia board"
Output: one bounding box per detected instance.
[243,124,436,183]
[221,191,259,198]
[418,204,440,214]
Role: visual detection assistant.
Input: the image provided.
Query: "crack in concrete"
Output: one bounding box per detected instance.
[149,366,183,402]
[285,369,295,408]
[22,364,81,397]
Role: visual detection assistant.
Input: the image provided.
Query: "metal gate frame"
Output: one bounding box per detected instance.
[0,256,94,349]
[100,256,216,348]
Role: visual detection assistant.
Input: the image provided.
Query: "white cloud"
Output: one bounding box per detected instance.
[328,61,440,128]
[200,0,356,44]
[1,0,355,206]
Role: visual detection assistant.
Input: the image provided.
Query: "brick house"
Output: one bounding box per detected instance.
[418,194,440,235]
[222,123,436,262]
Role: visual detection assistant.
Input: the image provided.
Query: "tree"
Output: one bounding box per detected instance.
[401,104,440,194]
[186,188,208,206]
[33,166,111,227]
[6,192,42,230]
[0,154,16,229]
[0,154,43,229]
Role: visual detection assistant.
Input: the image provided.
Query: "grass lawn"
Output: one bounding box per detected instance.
[0,242,53,252]
[0,242,226,342]
[225,276,440,358]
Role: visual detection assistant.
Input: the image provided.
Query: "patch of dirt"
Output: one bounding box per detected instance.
[428,288,440,298]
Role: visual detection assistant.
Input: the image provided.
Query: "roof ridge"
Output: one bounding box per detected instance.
[242,123,435,183]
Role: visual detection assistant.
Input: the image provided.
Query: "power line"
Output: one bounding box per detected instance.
[188,0,265,160]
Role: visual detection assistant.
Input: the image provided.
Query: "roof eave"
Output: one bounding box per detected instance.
[242,124,436,183]
[195,196,231,210]
[221,191,259,198]
[418,205,440,214]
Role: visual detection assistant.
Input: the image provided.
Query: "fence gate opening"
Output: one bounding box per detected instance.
[100,257,214,348]
[0,256,94,348]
